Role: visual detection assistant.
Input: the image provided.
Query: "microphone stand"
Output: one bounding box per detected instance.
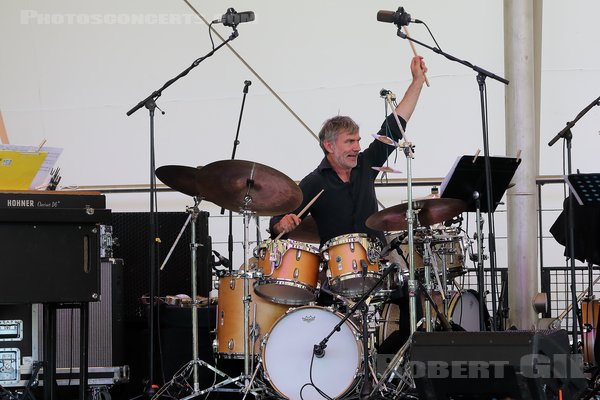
[126,27,239,397]
[313,263,399,394]
[548,94,600,351]
[394,26,509,330]
[221,80,252,272]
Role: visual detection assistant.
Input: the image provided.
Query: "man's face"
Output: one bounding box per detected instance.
[326,129,361,171]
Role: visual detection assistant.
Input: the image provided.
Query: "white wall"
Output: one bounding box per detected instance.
[1,0,599,269]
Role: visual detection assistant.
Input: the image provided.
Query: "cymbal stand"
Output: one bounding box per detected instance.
[422,239,433,332]
[384,94,419,335]
[152,198,245,400]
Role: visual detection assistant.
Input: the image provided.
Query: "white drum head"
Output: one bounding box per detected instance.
[262,306,361,400]
[449,290,483,331]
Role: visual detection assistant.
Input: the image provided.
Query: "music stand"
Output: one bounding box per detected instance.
[440,155,521,212]
[439,155,520,330]
[566,173,600,207]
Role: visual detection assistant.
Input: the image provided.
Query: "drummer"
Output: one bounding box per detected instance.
[269,56,427,248]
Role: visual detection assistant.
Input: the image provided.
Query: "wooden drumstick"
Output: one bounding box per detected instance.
[275,189,324,241]
[403,26,430,87]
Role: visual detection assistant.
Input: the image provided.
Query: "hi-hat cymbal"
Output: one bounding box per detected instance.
[156,165,203,197]
[366,198,468,231]
[196,160,302,216]
[287,215,320,243]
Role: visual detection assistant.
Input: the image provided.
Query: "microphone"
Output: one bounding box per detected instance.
[381,234,406,257]
[379,89,397,101]
[377,7,421,26]
[313,343,325,358]
[213,8,255,27]
[212,250,232,270]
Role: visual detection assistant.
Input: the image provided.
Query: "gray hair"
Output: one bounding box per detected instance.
[318,115,359,155]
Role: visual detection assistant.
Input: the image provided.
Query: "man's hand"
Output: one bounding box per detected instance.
[274,213,301,235]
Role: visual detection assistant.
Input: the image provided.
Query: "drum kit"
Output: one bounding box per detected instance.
[154,159,487,400]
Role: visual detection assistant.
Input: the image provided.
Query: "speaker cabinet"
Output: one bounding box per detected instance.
[0,222,101,303]
[410,330,586,400]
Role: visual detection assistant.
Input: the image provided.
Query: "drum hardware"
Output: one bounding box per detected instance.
[367,196,468,336]
[311,262,400,399]
[369,318,426,399]
[155,160,302,397]
[147,197,216,400]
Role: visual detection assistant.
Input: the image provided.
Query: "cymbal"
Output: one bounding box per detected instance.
[156,165,203,197]
[287,215,320,243]
[196,160,302,216]
[366,198,468,231]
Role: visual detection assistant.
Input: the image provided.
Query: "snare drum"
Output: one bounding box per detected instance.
[262,306,362,400]
[215,273,289,358]
[321,233,382,298]
[254,239,321,305]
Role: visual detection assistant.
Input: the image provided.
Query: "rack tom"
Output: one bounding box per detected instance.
[321,233,382,298]
[254,239,321,305]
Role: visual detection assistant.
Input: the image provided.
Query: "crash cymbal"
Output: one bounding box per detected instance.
[366,198,468,231]
[287,215,320,243]
[156,165,203,197]
[196,160,302,216]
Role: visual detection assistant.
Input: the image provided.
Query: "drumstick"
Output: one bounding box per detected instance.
[403,26,430,87]
[275,189,324,241]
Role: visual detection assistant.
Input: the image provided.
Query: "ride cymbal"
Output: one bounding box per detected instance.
[196,160,302,216]
[366,198,468,231]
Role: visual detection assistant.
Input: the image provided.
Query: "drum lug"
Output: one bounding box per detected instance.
[352,259,358,272]
[220,310,225,326]
[229,279,236,290]
[227,338,235,351]
[293,268,300,279]
[350,241,355,252]
[296,249,302,261]
[323,250,330,262]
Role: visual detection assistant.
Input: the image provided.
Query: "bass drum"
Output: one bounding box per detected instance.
[215,274,290,358]
[262,306,362,400]
[448,289,490,331]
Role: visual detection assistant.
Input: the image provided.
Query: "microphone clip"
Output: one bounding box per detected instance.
[313,343,326,359]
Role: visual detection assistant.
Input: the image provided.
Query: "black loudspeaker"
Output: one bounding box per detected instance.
[111,212,211,322]
[0,222,101,303]
[109,212,212,397]
[410,330,587,400]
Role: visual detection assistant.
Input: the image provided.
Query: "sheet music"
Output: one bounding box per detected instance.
[0,144,62,189]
